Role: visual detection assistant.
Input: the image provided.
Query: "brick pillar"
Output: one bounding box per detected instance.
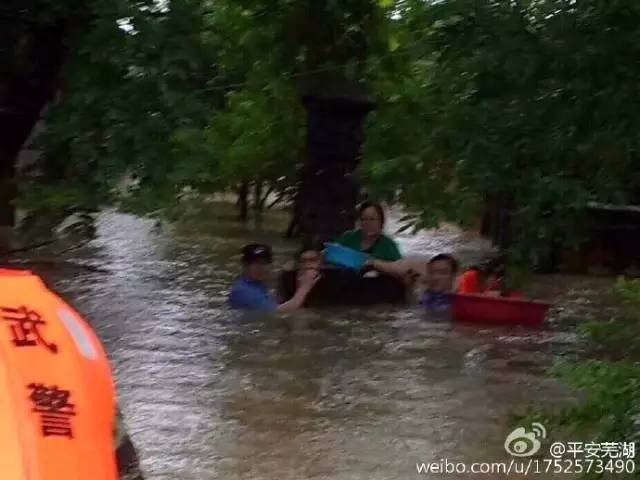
[297,86,375,245]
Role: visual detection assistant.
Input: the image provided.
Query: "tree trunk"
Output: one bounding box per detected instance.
[480,193,514,250]
[285,213,299,239]
[253,180,263,219]
[0,10,72,226]
[0,9,69,226]
[480,194,493,237]
[238,181,249,222]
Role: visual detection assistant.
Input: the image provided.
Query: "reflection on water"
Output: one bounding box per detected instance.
[30,207,581,480]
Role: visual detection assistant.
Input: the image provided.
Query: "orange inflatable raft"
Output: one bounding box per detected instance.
[0,268,118,480]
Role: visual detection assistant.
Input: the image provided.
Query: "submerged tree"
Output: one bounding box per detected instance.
[21,0,394,232]
[364,0,640,273]
[0,0,89,225]
[9,0,640,272]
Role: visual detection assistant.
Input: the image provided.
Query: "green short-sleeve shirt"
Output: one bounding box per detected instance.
[336,229,402,261]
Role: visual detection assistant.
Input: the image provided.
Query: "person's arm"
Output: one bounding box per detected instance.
[277,269,320,312]
[277,284,313,312]
[367,258,411,279]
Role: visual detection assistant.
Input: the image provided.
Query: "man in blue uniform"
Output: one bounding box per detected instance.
[419,253,458,311]
[229,243,318,312]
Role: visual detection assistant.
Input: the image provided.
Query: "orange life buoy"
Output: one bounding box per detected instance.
[0,268,118,480]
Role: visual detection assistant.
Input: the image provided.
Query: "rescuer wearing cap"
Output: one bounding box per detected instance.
[228,243,319,312]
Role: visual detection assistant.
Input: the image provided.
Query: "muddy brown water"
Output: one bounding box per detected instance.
[11,207,609,479]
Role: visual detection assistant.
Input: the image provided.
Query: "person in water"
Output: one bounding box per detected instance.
[278,244,326,307]
[419,253,459,310]
[336,201,402,262]
[457,257,503,295]
[457,256,523,297]
[229,243,319,311]
[297,245,323,272]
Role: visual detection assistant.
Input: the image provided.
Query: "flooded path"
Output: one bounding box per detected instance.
[23,207,589,479]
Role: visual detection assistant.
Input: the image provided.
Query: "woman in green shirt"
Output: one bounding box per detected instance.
[336,201,402,262]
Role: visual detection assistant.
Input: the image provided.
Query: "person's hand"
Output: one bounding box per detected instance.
[404,268,420,286]
[365,258,379,269]
[296,268,321,291]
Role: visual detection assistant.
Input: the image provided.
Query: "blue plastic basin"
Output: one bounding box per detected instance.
[324,243,369,271]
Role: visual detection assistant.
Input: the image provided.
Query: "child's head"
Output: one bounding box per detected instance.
[298,249,321,270]
[296,241,323,271]
[427,254,458,292]
[477,256,505,290]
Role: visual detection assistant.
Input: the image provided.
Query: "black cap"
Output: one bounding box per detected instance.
[241,243,273,264]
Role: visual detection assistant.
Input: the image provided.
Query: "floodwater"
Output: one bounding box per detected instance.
[20,206,591,479]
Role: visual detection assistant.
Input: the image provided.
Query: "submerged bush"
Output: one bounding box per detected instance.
[525,278,640,478]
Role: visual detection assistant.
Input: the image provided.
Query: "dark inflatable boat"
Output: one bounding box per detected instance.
[278,267,408,307]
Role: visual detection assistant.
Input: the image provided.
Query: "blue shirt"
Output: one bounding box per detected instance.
[420,290,451,311]
[228,275,278,311]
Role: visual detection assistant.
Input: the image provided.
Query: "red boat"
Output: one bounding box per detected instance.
[451,293,550,327]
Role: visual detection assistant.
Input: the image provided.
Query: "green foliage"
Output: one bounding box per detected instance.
[577,278,640,360]
[27,0,388,222]
[16,183,101,239]
[117,184,177,218]
[208,81,303,187]
[615,278,640,311]
[38,0,222,198]
[550,360,640,444]
[17,0,640,259]
[364,0,640,267]
[18,183,101,213]
[526,279,640,478]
